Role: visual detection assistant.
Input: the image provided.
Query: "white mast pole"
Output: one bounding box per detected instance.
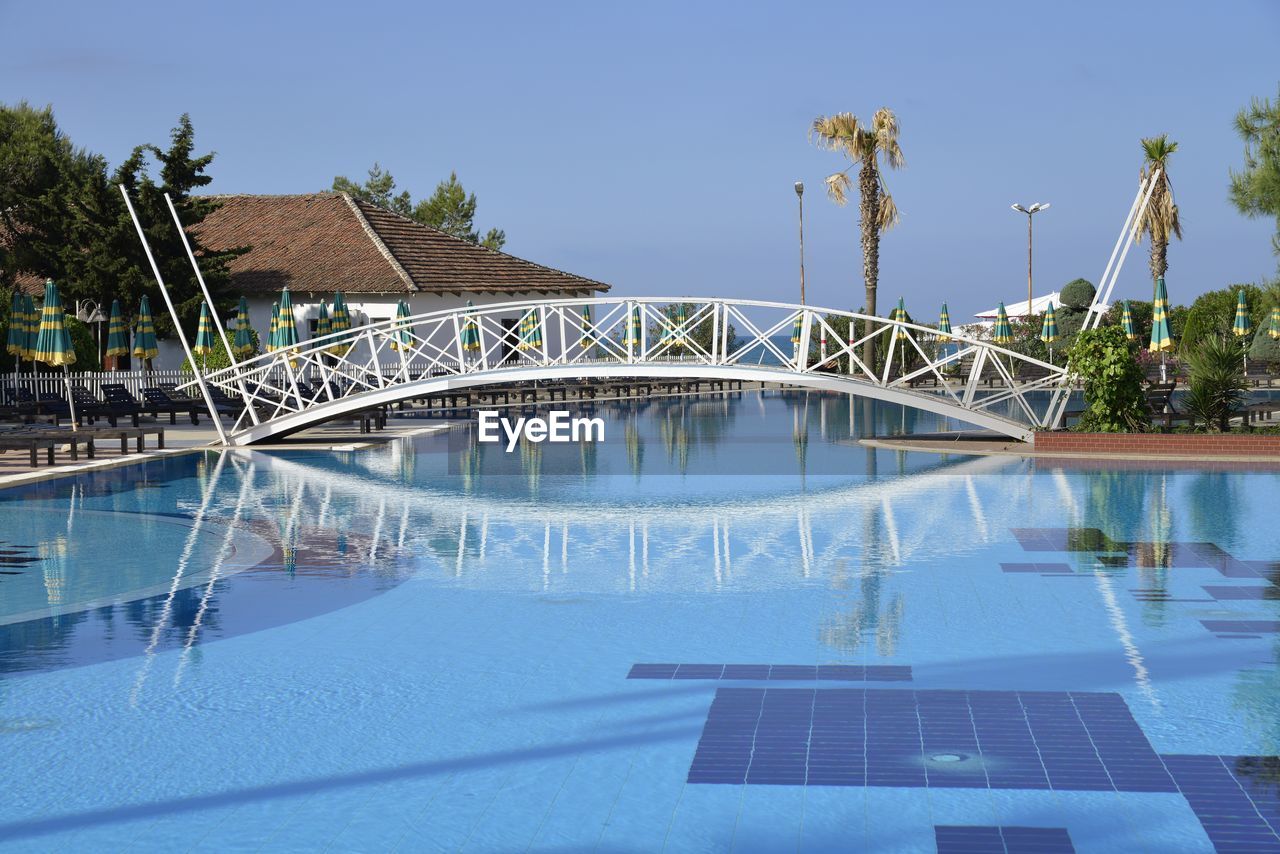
[119,185,229,445]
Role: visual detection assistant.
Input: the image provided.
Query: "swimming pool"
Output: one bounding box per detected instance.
[1,391,1277,852]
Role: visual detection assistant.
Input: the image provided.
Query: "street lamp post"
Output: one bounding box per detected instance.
[75,299,108,365]
[1010,202,1050,317]
[795,181,806,305]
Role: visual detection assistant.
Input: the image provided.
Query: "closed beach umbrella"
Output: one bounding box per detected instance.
[6,291,25,363]
[232,296,255,358]
[578,304,594,349]
[518,308,543,351]
[790,313,803,353]
[1269,305,1280,341]
[390,300,414,351]
[22,294,39,361]
[328,291,351,356]
[1040,301,1058,363]
[937,303,952,341]
[992,302,1013,345]
[460,299,481,352]
[193,302,216,361]
[275,288,299,352]
[893,297,909,341]
[623,304,642,350]
[1149,276,1174,382]
[315,300,332,341]
[104,299,129,370]
[672,303,688,348]
[1233,289,1252,338]
[33,279,78,428]
[266,302,280,353]
[1121,300,1137,342]
[1233,289,1252,373]
[132,294,159,369]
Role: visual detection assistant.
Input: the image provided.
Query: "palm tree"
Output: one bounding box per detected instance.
[811,109,904,368]
[1135,134,1182,301]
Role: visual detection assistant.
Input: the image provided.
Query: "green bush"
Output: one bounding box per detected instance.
[1183,335,1248,432]
[1180,284,1268,355]
[1059,278,1096,311]
[1065,326,1147,432]
[1249,328,1280,363]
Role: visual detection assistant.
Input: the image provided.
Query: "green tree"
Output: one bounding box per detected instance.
[1066,326,1147,433]
[1179,284,1270,355]
[648,302,735,355]
[112,114,246,340]
[332,162,412,216]
[1229,86,1280,259]
[415,172,506,249]
[810,109,904,369]
[1135,134,1182,300]
[330,165,506,249]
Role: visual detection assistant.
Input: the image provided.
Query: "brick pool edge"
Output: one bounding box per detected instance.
[1034,432,1280,456]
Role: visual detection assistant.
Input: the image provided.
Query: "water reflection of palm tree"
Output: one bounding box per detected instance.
[820,480,904,656]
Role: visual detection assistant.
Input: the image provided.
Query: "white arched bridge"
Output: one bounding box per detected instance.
[183,297,1070,445]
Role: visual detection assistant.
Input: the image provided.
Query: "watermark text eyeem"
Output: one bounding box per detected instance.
[477,410,605,452]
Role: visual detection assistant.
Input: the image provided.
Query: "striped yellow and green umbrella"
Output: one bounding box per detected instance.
[328,291,352,356]
[578,304,594,349]
[671,303,688,348]
[992,302,1013,345]
[21,294,38,361]
[104,299,129,364]
[33,280,79,428]
[460,300,481,352]
[232,296,255,358]
[193,302,216,360]
[623,304,643,350]
[1040,301,1058,363]
[5,291,25,362]
[390,300,413,351]
[1233,289,1252,339]
[1149,276,1173,382]
[1121,300,1137,342]
[1149,277,1173,353]
[937,303,952,341]
[275,288,299,352]
[315,300,332,343]
[33,280,76,367]
[266,302,280,353]
[790,313,803,351]
[132,294,159,368]
[518,307,543,351]
[1269,305,1280,341]
[892,297,909,340]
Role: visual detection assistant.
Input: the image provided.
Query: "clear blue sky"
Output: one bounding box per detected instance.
[2,0,1276,318]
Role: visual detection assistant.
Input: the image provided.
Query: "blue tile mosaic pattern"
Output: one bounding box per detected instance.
[1201,620,1280,634]
[626,663,912,681]
[934,825,1075,853]
[687,687,1178,792]
[1163,755,1280,853]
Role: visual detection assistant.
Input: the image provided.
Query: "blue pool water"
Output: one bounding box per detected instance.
[1,390,1279,852]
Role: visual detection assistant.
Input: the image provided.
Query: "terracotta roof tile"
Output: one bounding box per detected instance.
[196,192,609,296]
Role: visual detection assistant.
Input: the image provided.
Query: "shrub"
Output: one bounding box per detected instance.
[1065,326,1147,432]
[1180,284,1268,355]
[1059,278,1096,311]
[180,329,261,373]
[1183,335,1248,432]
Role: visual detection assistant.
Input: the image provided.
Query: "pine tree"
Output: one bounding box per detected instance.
[330,165,506,250]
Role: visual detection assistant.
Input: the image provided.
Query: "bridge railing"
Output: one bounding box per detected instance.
[191,297,1070,438]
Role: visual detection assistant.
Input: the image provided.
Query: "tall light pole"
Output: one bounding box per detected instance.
[795,181,806,305]
[1010,202,1050,317]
